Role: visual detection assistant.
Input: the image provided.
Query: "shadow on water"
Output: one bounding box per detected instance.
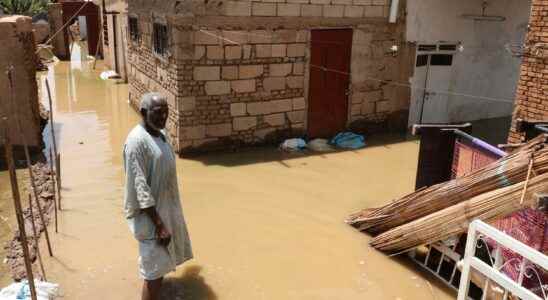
[160,265,217,300]
[184,132,417,168]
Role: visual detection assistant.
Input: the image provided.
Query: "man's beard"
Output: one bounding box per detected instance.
[147,114,164,131]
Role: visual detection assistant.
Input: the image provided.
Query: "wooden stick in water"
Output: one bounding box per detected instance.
[9,69,54,257]
[44,79,61,192]
[2,68,38,299]
[24,149,53,256]
[49,149,58,233]
[28,194,47,281]
[3,130,38,300]
[56,152,61,210]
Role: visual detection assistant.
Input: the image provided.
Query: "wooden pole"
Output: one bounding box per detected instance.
[520,156,534,205]
[56,152,61,210]
[48,149,58,234]
[1,75,38,299]
[28,194,47,281]
[24,147,54,256]
[46,78,61,209]
[2,131,38,300]
[93,27,103,70]
[44,79,61,192]
[7,67,54,257]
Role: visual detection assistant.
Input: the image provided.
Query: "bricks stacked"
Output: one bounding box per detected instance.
[508,0,548,143]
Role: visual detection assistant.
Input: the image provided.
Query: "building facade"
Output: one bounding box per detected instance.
[97,0,129,81]
[126,0,413,153]
[406,0,532,126]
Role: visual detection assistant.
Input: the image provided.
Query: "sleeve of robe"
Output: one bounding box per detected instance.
[124,136,156,211]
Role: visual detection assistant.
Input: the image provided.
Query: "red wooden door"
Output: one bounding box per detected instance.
[308,29,352,138]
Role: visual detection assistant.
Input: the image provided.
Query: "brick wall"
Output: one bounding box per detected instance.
[128,0,411,153]
[508,0,548,143]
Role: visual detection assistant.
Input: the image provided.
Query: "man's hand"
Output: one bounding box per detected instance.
[155,223,172,247]
[142,207,171,247]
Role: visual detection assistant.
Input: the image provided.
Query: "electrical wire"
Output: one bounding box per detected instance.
[197,29,517,105]
[39,1,89,53]
[308,64,515,104]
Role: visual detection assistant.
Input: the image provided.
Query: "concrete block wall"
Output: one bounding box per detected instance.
[128,0,411,153]
[224,0,390,18]
[130,0,390,18]
[178,28,309,150]
[0,16,42,148]
[508,0,548,143]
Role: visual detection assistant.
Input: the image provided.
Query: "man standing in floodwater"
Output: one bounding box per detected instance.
[123,92,193,300]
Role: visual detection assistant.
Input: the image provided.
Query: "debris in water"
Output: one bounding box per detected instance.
[280,138,306,152]
[0,280,60,299]
[330,132,366,149]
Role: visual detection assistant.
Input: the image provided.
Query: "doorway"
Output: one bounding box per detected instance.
[60,1,101,60]
[307,29,352,138]
[411,44,457,124]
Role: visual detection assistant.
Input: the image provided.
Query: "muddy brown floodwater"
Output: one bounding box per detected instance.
[2,43,455,299]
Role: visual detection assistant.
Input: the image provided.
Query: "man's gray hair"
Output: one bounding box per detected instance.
[140,92,167,111]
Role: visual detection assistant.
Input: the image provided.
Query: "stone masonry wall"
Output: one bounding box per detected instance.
[508,0,548,143]
[0,16,42,148]
[128,0,410,153]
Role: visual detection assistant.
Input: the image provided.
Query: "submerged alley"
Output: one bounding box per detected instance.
[2,49,454,299]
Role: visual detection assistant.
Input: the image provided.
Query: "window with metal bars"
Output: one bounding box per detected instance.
[153,22,168,56]
[128,17,139,42]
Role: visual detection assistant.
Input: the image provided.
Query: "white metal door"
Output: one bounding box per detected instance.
[409,54,428,125]
[421,54,454,123]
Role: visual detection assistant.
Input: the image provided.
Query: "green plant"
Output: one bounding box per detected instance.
[0,0,50,16]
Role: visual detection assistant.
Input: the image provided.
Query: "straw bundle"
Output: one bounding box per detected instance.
[347,137,548,235]
[370,172,548,253]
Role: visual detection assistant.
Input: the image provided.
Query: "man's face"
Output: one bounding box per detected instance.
[146,98,169,130]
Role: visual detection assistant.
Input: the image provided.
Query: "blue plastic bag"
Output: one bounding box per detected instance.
[330,132,365,149]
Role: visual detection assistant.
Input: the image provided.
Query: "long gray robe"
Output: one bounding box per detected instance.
[123,124,193,280]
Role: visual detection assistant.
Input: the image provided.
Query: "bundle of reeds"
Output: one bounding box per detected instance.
[370,172,548,253]
[346,137,548,235]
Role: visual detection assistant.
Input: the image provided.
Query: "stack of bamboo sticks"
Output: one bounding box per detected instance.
[370,172,548,253]
[346,137,548,235]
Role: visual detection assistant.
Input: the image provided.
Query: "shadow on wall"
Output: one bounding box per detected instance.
[469,116,512,146]
[161,265,217,300]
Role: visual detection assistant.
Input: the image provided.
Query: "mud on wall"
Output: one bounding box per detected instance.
[0,16,42,149]
[127,0,412,153]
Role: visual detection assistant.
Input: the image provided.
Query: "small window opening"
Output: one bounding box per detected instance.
[129,17,140,42]
[439,44,457,51]
[153,22,168,56]
[430,54,453,66]
[416,54,428,67]
[418,44,437,52]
